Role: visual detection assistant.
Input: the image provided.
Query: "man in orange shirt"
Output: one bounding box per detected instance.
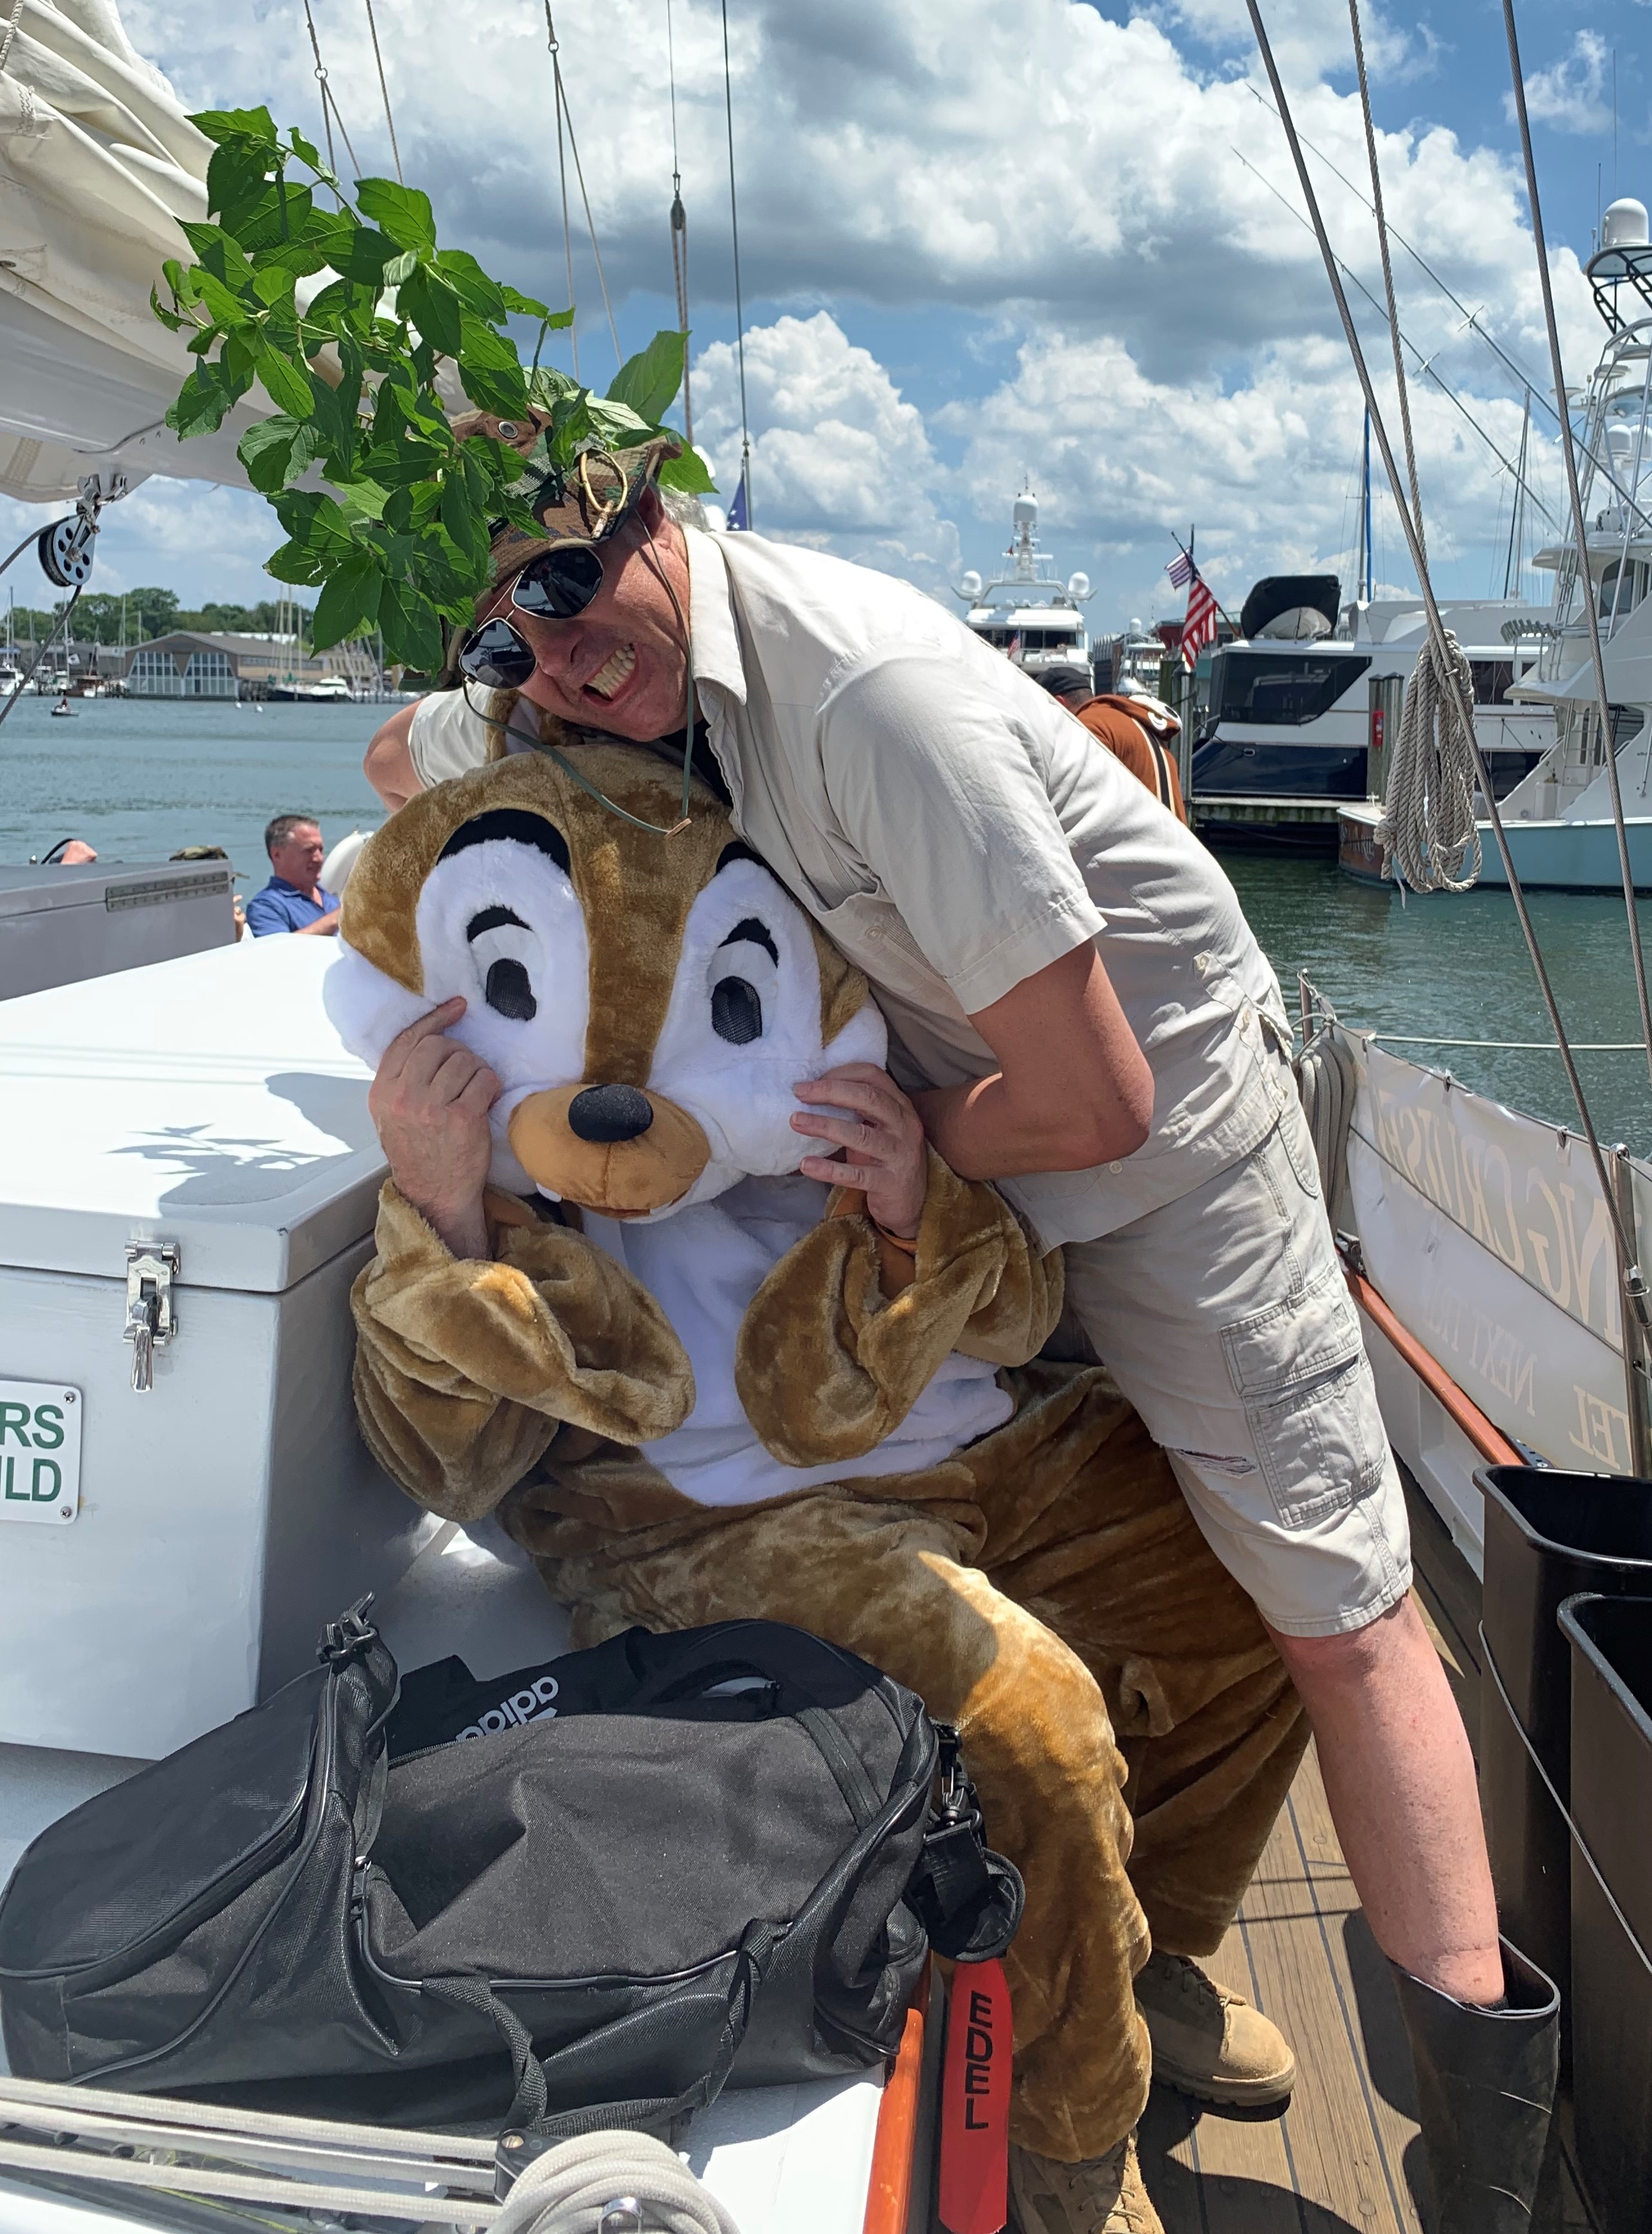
[1038,663,1188,823]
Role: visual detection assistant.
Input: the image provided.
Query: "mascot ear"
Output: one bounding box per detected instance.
[819,990,888,1075]
[324,941,430,1071]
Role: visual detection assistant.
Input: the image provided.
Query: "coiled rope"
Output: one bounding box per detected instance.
[496,2130,742,2234]
[0,2076,742,2233]
[1375,627,1482,892]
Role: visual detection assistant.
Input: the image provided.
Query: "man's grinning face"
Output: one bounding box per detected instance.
[505,497,693,741]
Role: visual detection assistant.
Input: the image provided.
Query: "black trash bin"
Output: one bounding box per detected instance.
[1556,1592,1652,2234]
[1476,1464,1652,2049]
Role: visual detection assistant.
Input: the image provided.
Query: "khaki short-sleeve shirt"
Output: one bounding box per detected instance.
[404,526,1290,1244]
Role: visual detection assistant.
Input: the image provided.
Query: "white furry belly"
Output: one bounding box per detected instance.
[583,1174,1014,1508]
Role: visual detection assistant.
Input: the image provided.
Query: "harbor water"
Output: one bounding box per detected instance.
[6,694,1652,1154]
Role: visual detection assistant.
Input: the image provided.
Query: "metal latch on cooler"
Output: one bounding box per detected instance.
[124,1244,179,1392]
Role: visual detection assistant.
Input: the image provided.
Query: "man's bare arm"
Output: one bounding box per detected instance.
[365,703,420,809]
[913,942,1153,1179]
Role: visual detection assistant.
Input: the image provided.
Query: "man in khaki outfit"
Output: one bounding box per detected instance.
[363,469,1554,2234]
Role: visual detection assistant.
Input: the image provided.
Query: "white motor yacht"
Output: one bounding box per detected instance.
[953,492,1096,686]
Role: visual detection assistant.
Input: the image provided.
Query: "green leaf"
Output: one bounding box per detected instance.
[236,183,316,253]
[399,265,463,357]
[354,177,437,253]
[149,284,185,334]
[583,394,655,446]
[263,537,328,587]
[309,549,383,650]
[252,342,316,418]
[439,468,476,552]
[340,226,396,284]
[288,126,324,171]
[272,488,357,552]
[378,575,445,670]
[435,250,506,322]
[189,105,279,149]
[166,362,235,437]
[502,284,574,329]
[237,413,303,493]
[607,329,685,426]
[205,140,276,235]
[656,441,717,495]
[178,222,255,289]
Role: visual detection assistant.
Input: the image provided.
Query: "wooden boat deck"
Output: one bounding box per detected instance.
[1137,1473,1597,2232]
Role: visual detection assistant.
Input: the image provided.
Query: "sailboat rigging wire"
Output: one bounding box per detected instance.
[1501,0,1652,1104]
[1243,84,1652,537]
[1344,0,1483,894]
[667,0,693,444]
[302,0,360,194]
[361,0,401,183]
[545,9,622,373]
[720,0,753,525]
[549,20,578,383]
[1229,145,1565,540]
[1244,0,1651,1325]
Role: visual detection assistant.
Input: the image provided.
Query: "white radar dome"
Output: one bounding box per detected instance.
[1012,494,1038,530]
[1604,199,1650,250]
[1128,616,1143,634]
[1608,423,1637,463]
[959,569,984,601]
[1067,571,1090,600]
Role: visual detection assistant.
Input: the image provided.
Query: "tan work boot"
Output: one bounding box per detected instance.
[1134,1949,1296,2109]
[1007,2131,1162,2233]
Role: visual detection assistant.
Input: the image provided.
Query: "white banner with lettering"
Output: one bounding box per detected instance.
[1346,1039,1644,1474]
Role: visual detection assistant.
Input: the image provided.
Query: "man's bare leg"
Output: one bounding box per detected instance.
[1269,1594,1502,2004]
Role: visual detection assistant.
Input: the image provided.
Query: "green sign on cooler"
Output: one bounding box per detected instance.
[0,1382,82,1525]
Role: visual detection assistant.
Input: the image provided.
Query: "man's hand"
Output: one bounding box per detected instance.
[792,1064,926,1238]
[295,907,341,937]
[368,998,500,1258]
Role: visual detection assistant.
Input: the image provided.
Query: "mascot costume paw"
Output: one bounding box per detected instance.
[328,743,1306,2168]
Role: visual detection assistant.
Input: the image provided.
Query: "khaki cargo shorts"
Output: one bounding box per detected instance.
[1063,1049,1411,1639]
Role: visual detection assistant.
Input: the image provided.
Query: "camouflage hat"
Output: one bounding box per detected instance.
[451,409,673,601]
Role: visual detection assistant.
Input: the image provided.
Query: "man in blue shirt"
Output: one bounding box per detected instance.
[245,814,340,937]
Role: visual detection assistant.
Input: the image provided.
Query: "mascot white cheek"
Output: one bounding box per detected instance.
[324,753,886,1221]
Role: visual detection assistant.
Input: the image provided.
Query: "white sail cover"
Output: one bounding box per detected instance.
[0,0,262,501]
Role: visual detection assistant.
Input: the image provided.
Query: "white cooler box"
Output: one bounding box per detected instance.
[0,936,430,1760]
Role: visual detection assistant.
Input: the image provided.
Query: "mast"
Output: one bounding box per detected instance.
[1503,390,1532,599]
[1362,409,1373,603]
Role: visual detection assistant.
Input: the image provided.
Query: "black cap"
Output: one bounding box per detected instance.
[1035,663,1094,699]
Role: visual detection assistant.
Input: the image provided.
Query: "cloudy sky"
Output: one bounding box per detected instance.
[19,0,1652,631]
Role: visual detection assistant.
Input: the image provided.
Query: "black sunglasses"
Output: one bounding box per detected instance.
[458,544,607,690]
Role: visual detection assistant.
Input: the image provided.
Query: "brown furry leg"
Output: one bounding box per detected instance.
[959,1371,1310,1958]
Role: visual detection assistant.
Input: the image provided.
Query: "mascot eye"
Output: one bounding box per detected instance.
[711,975,762,1044]
[485,957,537,1020]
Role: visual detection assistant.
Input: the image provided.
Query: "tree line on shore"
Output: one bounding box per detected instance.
[5,590,315,646]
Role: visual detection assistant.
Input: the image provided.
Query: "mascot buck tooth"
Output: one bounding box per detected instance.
[331,743,1305,2174]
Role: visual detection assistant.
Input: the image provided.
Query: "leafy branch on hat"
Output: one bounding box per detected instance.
[151,106,712,673]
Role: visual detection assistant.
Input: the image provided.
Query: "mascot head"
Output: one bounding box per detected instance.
[325,744,886,1221]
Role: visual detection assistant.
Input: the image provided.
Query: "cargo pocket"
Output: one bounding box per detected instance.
[1220,1261,1384,1528]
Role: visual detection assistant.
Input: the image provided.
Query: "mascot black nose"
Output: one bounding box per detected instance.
[567,1083,656,1143]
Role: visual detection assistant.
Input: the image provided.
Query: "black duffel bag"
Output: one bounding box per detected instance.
[0,1605,1020,2140]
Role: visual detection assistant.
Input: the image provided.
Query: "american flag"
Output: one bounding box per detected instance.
[1166,549,1219,669]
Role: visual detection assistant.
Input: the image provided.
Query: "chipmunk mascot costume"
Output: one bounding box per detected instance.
[326,741,1307,2218]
